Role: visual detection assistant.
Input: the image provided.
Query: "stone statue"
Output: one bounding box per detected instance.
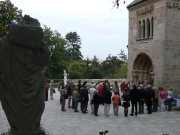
[0,15,50,135]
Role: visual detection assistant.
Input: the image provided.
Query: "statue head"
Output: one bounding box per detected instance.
[7,14,44,49]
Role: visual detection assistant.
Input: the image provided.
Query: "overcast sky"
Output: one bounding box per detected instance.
[9,0,133,61]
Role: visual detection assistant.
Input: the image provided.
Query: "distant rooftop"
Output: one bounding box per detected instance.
[127,0,146,9]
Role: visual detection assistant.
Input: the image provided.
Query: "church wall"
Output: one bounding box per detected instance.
[163,0,180,95]
[128,0,166,87]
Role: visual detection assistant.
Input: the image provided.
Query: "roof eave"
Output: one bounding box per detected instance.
[127,0,146,9]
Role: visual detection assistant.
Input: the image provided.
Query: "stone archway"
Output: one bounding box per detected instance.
[132,53,154,85]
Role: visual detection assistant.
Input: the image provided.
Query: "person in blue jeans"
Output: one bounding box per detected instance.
[167,88,173,111]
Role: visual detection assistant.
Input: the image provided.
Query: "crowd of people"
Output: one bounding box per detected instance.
[44,80,174,117]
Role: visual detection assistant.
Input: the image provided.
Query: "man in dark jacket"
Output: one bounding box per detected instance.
[65,81,72,108]
[138,85,146,114]
[103,87,112,117]
[130,85,139,116]
[80,81,89,113]
[146,85,154,114]
[92,91,101,116]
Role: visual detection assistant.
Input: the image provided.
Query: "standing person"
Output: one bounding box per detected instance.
[120,81,127,94]
[167,88,173,111]
[122,88,131,117]
[89,83,96,114]
[50,80,54,100]
[80,81,89,113]
[97,83,104,104]
[105,80,110,88]
[112,92,121,116]
[146,85,154,114]
[112,81,120,95]
[138,84,146,114]
[130,85,139,116]
[77,80,82,93]
[65,81,72,108]
[103,86,112,117]
[78,80,83,111]
[72,89,80,112]
[60,83,67,111]
[159,87,168,112]
[71,82,76,109]
[58,80,63,104]
[152,86,159,112]
[92,91,101,116]
[44,82,49,101]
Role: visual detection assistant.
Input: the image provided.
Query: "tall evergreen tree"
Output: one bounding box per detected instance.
[65,32,83,60]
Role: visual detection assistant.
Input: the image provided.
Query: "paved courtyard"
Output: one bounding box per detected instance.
[0,90,180,135]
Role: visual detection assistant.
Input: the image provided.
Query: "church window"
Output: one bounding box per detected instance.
[143,20,145,38]
[151,17,154,38]
[147,18,150,38]
[138,21,142,39]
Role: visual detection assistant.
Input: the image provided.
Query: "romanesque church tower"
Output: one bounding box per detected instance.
[127,0,180,95]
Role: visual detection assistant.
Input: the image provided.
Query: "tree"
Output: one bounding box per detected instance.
[118,49,127,62]
[113,62,128,78]
[65,32,83,60]
[88,68,102,79]
[91,55,99,67]
[43,26,66,79]
[100,54,122,78]
[112,0,126,8]
[0,0,22,37]
[67,60,87,79]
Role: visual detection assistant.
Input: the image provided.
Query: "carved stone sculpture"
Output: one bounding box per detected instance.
[0,15,50,135]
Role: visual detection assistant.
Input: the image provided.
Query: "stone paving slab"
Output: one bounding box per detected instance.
[0,90,180,135]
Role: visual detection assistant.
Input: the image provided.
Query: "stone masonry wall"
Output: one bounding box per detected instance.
[163,0,180,95]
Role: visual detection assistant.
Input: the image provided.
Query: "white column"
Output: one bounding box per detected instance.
[64,70,67,85]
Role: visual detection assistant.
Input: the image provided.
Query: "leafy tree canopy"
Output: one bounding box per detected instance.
[43,26,66,78]
[0,0,22,37]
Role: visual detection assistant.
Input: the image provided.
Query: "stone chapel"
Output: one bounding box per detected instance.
[127,0,180,95]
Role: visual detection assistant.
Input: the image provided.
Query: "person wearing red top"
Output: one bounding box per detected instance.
[112,92,121,116]
[44,83,49,101]
[97,84,104,104]
[159,87,168,112]
[120,81,127,93]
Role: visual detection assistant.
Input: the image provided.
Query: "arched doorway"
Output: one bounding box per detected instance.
[132,53,154,85]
